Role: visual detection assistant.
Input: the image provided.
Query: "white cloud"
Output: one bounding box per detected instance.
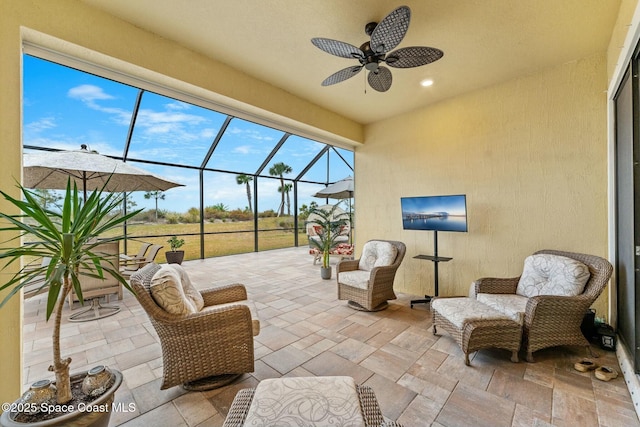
[68,84,114,102]
[25,117,56,133]
[67,84,132,126]
[234,145,252,154]
[165,101,190,111]
[227,126,276,142]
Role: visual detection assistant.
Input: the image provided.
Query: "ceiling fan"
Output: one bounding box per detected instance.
[311,5,443,92]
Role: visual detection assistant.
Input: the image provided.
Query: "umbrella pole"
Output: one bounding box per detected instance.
[348,198,353,245]
[83,171,87,202]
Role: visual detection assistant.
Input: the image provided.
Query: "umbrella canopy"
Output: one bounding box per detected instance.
[23,146,183,196]
[313,176,354,199]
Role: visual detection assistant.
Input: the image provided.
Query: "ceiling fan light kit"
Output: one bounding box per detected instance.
[311,5,443,92]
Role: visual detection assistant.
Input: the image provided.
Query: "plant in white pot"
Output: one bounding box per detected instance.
[165,235,185,265]
[307,203,349,280]
[0,179,141,427]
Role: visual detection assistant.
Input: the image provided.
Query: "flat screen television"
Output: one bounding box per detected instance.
[401,194,468,232]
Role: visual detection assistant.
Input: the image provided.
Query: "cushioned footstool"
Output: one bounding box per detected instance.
[431,297,522,366]
[223,376,403,427]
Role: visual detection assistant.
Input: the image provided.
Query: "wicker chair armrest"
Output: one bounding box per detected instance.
[200,283,248,306]
[337,259,360,273]
[524,294,592,326]
[369,264,401,285]
[473,277,520,295]
[156,303,253,331]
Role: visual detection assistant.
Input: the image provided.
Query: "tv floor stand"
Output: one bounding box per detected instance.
[410,231,452,308]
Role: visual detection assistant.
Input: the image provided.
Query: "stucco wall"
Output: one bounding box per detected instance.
[358,53,609,317]
[0,1,24,405]
[608,0,639,81]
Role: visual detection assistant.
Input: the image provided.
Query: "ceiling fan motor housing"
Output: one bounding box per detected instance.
[359,42,383,71]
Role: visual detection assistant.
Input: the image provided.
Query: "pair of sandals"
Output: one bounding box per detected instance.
[574,358,619,381]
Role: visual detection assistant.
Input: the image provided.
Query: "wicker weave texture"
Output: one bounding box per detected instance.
[473,250,612,362]
[337,240,406,311]
[432,300,521,365]
[222,385,402,427]
[130,263,258,389]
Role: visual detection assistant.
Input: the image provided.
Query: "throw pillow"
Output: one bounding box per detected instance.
[516,254,591,297]
[150,265,197,315]
[358,241,398,271]
[169,264,205,311]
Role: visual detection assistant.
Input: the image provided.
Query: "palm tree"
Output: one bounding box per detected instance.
[268,162,292,216]
[236,174,253,213]
[279,183,292,215]
[144,190,165,222]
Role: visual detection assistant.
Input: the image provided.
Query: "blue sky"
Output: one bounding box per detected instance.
[22,55,354,213]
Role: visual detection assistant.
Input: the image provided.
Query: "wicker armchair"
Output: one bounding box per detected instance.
[337,240,406,311]
[130,263,259,390]
[473,249,612,362]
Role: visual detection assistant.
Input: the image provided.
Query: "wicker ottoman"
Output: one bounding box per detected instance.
[431,297,522,366]
[223,376,403,427]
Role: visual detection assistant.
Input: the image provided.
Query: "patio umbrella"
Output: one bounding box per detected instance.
[313,176,354,200]
[23,145,183,199]
[313,176,354,243]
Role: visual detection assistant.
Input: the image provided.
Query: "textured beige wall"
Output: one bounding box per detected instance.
[607,0,639,81]
[0,2,24,405]
[358,53,610,317]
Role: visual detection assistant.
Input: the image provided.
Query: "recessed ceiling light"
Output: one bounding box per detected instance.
[420,79,434,87]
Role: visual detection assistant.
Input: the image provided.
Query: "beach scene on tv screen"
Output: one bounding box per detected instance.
[401,195,467,232]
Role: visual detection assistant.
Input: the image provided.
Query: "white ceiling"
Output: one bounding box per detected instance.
[81,0,620,125]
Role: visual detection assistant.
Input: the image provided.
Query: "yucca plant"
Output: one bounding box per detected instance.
[0,179,142,404]
[307,203,349,269]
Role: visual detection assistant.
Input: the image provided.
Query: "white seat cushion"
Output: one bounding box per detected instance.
[476,293,529,325]
[358,241,397,271]
[244,376,365,427]
[338,270,371,290]
[516,254,590,298]
[431,297,511,329]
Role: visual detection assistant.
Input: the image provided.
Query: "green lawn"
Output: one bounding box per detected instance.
[115,217,308,262]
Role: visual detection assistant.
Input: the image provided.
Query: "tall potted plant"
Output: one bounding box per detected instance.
[165,235,185,265]
[307,203,349,280]
[0,180,142,427]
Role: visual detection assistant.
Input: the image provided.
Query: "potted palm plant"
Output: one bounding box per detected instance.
[0,179,142,427]
[165,235,185,265]
[307,203,349,280]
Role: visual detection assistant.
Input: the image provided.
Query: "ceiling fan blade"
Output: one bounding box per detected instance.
[370,6,411,54]
[311,38,364,59]
[385,46,444,68]
[321,65,363,86]
[367,66,392,92]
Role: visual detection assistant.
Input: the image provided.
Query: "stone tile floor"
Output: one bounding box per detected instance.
[21,247,640,426]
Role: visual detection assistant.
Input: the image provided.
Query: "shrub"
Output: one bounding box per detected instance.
[228,209,252,221]
[165,213,180,224]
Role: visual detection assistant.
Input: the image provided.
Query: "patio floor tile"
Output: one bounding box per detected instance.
[17,247,638,426]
